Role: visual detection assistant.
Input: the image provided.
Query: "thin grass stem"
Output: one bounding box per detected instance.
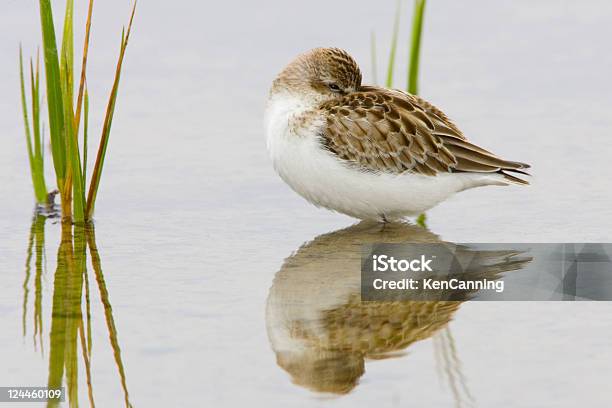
[31,54,47,201]
[83,87,89,194]
[86,3,137,220]
[407,0,426,94]
[20,47,48,204]
[74,0,94,139]
[63,57,87,223]
[19,51,38,200]
[38,0,67,184]
[385,0,402,88]
[407,0,427,223]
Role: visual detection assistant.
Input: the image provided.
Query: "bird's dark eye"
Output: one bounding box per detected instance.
[328,83,342,93]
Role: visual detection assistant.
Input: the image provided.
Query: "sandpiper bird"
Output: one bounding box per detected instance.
[265,48,530,221]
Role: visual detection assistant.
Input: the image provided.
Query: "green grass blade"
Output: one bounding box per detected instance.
[31,53,46,188]
[19,48,36,187]
[64,62,85,223]
[74,0,94,200]
[370,31,378,85]
[74,0,94,139]
[31,54,48,204]
[59,55,85,223]
[407,0,427,222]
[407,0,426,95]
[60,0,74,105]
[385,0,402,88]
[86,3,137,220]
[39,0,66,183]
[58,0,87,222]
[20,47,47,204]
[83,87,89,195]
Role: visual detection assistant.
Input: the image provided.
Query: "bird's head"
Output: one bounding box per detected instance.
[270,47,363,105]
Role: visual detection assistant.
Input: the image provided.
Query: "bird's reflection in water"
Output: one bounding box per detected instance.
[266,221,530,403]
[22,214,132,408]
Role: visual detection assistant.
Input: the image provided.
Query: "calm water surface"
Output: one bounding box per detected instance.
[1,1,612,407]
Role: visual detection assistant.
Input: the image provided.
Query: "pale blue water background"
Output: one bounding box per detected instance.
[1,1,612,406]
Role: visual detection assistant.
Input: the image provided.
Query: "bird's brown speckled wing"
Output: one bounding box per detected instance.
[320,86,530,182]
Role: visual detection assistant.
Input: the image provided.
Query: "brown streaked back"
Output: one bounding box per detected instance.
[320,86,530,183]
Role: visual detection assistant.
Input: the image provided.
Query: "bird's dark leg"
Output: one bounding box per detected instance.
[377,214,391,232]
